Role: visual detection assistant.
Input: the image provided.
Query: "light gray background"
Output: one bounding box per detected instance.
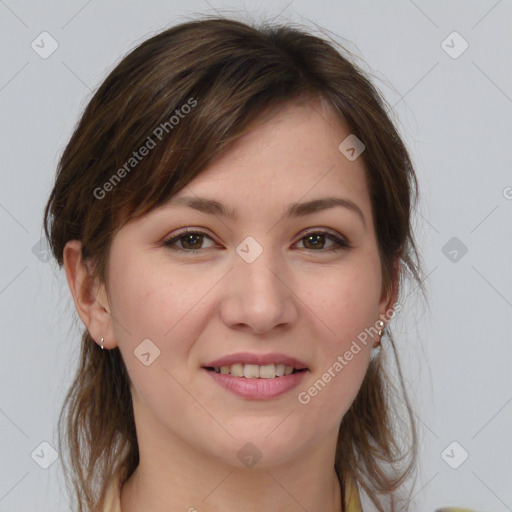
[1,1,511,511]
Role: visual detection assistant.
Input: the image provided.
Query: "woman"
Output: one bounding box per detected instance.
[43,14,477,512]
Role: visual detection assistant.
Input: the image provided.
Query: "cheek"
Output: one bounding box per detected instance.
[304,256,382,352]
[294,256,381,419]
[106,267,198,412]
[107,247,187,340]
[106,251,219,391]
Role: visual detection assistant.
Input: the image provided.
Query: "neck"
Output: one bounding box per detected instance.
[121,464,342,512]
[119,400,343,512]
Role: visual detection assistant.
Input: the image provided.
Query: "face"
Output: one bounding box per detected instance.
[98,99,391,469]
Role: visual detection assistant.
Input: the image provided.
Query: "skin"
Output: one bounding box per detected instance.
[64,98,397,511]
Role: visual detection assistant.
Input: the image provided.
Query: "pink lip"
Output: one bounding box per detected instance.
[204,368,308,399]
[202,352,309,370]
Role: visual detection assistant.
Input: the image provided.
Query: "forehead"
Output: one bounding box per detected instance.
[168,100,372,223]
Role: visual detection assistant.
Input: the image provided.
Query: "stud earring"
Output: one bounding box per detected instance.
[100,337,104,350]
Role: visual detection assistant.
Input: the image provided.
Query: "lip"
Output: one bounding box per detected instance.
[202,352,309,370]
[203,367,308,399]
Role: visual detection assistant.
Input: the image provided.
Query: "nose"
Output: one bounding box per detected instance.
[219,244,299,335]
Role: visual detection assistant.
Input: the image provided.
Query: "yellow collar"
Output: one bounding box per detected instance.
[344,472,363,512]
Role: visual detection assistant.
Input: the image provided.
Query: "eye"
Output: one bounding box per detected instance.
[163,228,349,254]
[294,229,349,252]
[163,229,217,253]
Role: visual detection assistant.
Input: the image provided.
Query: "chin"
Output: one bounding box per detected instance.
[206,430,309,470]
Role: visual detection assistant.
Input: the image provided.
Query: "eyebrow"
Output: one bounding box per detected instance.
[169,195,366,227]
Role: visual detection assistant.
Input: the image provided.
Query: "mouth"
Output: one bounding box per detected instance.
[203,363,308,379]
[202,364,309,400]
[201,353,310,398]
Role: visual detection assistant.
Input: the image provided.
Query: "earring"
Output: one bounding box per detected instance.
[100,337,104,350]
[374,320,385,348]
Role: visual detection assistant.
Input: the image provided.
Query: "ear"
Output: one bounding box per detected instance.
[63,240,116,349]
[378,259,400,322]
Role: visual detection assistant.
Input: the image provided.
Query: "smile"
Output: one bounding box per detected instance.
[205,363,306,379]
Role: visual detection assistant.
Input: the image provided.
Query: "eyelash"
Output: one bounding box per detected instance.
[162,228,350,254]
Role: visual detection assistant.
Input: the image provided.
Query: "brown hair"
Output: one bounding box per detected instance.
[44,13,424,512]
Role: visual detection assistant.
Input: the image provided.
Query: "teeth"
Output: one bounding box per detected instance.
[243,364,260,378]
[259,364,275,379]
[211,363,301,378]
[230,363,244,377]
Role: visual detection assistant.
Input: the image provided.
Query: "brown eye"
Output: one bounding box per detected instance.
[296,230,349,251]
[163,230,216,252]
[163,228,349,255]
